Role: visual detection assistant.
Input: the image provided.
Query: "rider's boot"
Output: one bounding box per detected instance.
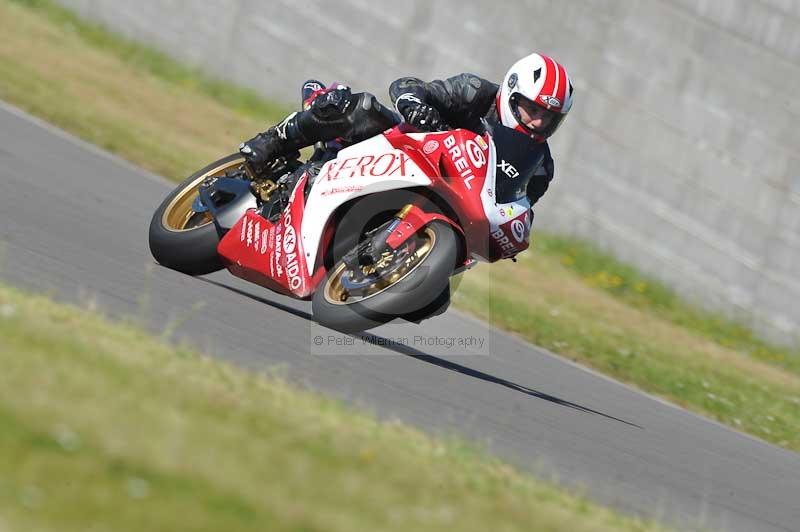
[239,82,347,175]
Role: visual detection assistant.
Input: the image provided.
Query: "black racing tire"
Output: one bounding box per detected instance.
[148,153,243,275]
[312,221,458,333]
[402,284,451,324]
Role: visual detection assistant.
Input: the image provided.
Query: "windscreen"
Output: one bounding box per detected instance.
[488,122,548,204]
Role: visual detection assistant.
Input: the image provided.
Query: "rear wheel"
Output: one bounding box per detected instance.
[148,153,243,275]
[312,221,458,333]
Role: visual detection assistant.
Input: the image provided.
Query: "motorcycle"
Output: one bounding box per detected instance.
[149,104,547,332]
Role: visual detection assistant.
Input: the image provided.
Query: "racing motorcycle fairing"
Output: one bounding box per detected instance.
[216,133,439,299]
[384,125,538,262]
[300,133,434,275]
[383,127,491,258]
[471,122,545,261]
[217,172,321,298]
[215,122,544,300]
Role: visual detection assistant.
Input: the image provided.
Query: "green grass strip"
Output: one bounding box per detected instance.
[9,0,289,120]
[535,234,800,374]
[0,284,668,532]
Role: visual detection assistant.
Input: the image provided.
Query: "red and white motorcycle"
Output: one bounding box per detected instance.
[149,116,546,332]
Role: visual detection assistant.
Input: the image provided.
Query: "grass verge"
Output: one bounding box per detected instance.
[1,0,798,452]
[0,0,288,181]
[0,283,667,532]
[453,251,800,449]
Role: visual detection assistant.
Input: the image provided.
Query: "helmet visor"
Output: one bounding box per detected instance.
[510,93,565,139]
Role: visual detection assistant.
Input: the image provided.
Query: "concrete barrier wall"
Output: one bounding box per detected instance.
[56,0,800,346]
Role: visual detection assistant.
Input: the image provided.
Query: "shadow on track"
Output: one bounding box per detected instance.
[202,278,313,320]
[357,331,642,428]
[201,277,642,428]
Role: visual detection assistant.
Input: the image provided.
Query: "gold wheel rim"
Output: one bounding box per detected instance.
[161,157,245,232]
[324,228,436,305]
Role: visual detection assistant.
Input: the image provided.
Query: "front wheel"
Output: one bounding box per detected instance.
[312,221,458,333]
[148,153,243,275]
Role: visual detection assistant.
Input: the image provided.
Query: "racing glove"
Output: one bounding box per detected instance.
[394,93,444,132]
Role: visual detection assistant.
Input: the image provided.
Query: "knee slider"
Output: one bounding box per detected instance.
[310,86,353,119]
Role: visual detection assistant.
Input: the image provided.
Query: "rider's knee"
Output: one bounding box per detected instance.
[309,86,353,120]
[297,90,399,144]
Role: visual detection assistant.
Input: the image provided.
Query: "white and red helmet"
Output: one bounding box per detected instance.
[497,52,574,143]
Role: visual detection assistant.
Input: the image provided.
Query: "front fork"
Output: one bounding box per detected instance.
[342,204,464,273]
[339,204,415,273]
[385,205,476,273]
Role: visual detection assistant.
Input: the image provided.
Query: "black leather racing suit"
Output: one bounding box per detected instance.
[389,73,555,205]
[241,74,555,206]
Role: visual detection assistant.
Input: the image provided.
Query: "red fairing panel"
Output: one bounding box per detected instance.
[217,174,317,298]
[489,210,532,260]
[382,127,491,259]
[384,205,463,250]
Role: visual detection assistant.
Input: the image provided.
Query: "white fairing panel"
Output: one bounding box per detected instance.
[301,135,431,272]
[474,137,532,262]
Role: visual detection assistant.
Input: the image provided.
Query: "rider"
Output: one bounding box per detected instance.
[239,52,574,206]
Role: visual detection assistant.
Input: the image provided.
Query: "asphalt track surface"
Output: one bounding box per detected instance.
[1,102,798,532]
